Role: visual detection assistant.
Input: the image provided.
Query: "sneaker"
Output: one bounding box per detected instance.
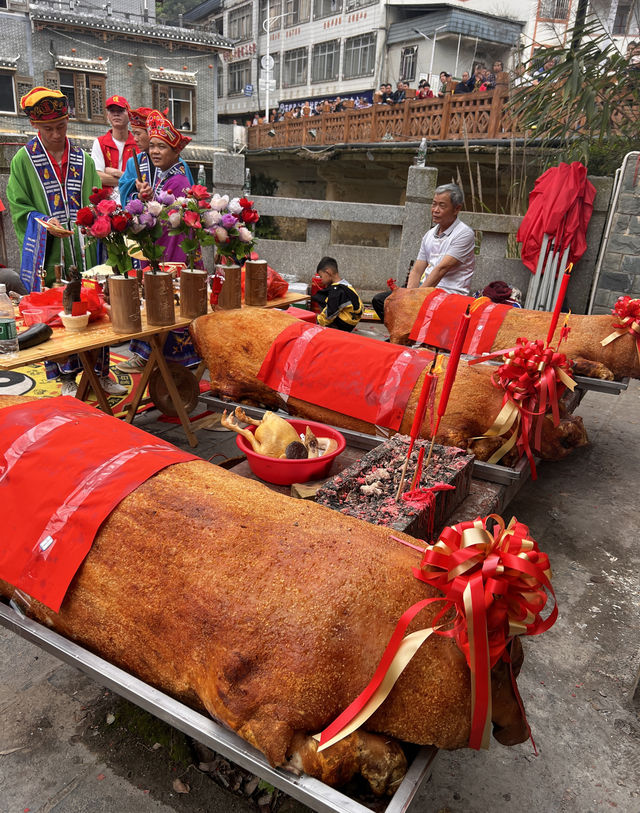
[99,376,127,396]
[116,354,147,373]
[61,379,78,397]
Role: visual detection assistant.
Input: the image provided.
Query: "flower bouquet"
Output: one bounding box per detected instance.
[164,187,260,270]
[76,187,132,275]
[124,195,168,272]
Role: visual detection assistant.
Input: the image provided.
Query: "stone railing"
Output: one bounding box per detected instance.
[247,84,519,150]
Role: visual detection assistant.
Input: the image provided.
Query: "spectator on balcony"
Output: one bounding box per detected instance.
[532,55,556,84]
[392,81,406,103]
[485,61,504,90]
[417,79,434,98]
[437,72,452,96]
[371,183,475,322]
[311,256,363,332]
[512,63,530,88]
[454,71,475,93]
[473,65,489,91]
[378,83,394,104]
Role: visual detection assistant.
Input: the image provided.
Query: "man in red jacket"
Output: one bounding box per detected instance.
[90,95,137,204]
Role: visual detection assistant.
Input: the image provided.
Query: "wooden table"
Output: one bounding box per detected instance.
[246,292,310,309]
[2,312,201,448]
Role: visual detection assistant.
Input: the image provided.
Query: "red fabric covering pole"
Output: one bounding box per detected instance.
[517,162,596,274]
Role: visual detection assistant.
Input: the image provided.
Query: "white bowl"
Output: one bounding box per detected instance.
[59,310,90,331]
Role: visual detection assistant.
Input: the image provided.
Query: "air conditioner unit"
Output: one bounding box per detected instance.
[7,0,30,10]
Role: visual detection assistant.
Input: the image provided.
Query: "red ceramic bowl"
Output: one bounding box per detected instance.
[236,418,346,485]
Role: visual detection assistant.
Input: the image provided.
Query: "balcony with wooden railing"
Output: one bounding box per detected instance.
[246,82,521,150]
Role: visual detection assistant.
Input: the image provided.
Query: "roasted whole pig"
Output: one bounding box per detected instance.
[384,288,640,380]
[190,308,587,463]
[0,394,528,795]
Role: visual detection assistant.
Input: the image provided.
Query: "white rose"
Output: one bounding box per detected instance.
[147,201,163,216]
[168,210,182,227]
[228,197,242,214]
[175,197,188,206]
[210,194,229,212]
[203,209,222,227]
[237,226,253,243]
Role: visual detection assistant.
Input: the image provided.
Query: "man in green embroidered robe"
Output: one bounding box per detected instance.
[6,86,125,397]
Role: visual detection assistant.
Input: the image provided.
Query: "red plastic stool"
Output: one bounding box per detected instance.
[284,306,317,323]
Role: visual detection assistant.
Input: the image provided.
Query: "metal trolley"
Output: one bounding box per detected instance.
[0,601,438,813]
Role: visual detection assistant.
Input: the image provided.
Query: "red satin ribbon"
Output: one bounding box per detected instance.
[468,338,575,478]
[601,296,640,362]
[317,514,556,753]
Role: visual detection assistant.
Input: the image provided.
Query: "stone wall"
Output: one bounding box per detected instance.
[254,165,612,308]
[591,152,640,314]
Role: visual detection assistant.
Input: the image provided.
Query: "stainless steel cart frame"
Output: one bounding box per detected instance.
[0,602,437,813]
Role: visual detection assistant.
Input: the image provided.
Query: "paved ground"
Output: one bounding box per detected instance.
[1,355,638,813]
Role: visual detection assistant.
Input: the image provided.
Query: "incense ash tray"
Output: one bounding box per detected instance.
[316,435,474,540]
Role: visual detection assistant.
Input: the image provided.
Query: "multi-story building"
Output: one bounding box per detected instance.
[184,0,638,123]
[0,0,232,147]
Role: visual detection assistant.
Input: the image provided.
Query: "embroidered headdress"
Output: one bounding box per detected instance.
[21,87,69,123]
[146,110,191,152]
[128,106,154,128]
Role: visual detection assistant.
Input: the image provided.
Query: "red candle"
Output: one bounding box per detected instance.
[546,263,573,347]
[408,356,437,450]
[436,305,471,420]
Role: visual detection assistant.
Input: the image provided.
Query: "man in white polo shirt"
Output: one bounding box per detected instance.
[371,183,475,321]
[407,183,475,293]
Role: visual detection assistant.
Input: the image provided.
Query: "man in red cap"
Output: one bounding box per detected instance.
[90,94,137,204]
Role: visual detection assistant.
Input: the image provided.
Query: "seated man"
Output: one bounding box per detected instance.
[311,256,363,332]
[371,183,475,322]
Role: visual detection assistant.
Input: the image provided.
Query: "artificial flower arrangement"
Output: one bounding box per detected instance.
[163,186,260,270]
[123,196,167,272]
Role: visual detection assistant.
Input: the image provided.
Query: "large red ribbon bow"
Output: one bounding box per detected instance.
[316,515,557,753]
[600,296,640,363]
[468,337,575,478]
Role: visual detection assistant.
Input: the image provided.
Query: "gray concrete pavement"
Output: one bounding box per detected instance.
[1,377,638,813]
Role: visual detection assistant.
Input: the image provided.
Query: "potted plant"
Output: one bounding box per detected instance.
[77,187,142,334]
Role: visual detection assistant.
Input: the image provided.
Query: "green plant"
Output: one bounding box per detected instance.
[508,15,640,173]
[251,172,281,240]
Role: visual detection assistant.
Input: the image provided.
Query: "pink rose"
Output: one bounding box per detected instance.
[90,216,112,238]
[97,199,117,215]
[167,209,182,227]
[237,226,253,243]
[214,226,228,243]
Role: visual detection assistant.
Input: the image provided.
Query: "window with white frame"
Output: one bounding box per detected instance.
[345,0,375,10]
[312,40,339,82]
[285,0,310,27]
[283,47,308,87]
[314,0,342,19]
[0,71,16,114]
[613,3,633,35]
[539,0,570,19]
[260,0,282,30]
[400,45,417,82]
[270,52,281,87]
[228,59,251,95]
[343,33,375,78]
[152,82,196,131]
[228,3,252,40]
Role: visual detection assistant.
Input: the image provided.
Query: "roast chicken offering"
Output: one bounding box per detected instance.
[0,394,529,795]
[190,308,588,464]
[384,288,640,381]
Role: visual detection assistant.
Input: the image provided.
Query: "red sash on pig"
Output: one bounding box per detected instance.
[257,322,433,431]
[0,398,197,612]
[409,291,511,354]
